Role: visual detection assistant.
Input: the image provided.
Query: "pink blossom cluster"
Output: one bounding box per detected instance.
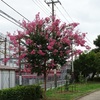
[6,13,90,73]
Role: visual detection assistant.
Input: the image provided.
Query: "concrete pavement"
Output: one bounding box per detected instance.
[77,90,100,100]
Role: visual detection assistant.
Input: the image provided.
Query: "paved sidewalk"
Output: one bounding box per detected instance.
[77,90,100,100]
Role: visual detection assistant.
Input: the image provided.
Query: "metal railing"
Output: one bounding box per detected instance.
[40,80,66,90]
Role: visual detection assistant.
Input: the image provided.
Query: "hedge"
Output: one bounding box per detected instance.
[0,85,43,100]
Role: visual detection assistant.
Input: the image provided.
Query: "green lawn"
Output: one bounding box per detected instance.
[45,82,100,100]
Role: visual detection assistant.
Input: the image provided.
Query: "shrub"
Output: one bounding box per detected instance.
[0,85,43,100]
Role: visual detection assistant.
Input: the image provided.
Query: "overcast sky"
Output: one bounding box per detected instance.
[0,0,100,49]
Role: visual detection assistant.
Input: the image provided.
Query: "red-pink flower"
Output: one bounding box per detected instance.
[74,50,83,55]
[68,23,79,28]
[3,58,10,63]
[66,50,71,54]
[60,23,66,31]
[60,51,64,56]
[85,45,91,49]
[19,53,26,59]
[53,49,58,54]
[22,20,27,28]
[26,39,33,44]
[31,50,35,54]
[47,45,53,50]
[62,38,71,45]
[38,50,45,56]
[45,17,50,23]
[49,41,55,46]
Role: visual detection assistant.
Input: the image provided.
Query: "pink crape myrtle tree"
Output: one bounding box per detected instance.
[6,13,90,91]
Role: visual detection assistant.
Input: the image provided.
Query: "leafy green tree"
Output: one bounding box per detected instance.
[74,51,98,81]
[94,35,100,48]
[93,35,100,53]
[95,52,100,73]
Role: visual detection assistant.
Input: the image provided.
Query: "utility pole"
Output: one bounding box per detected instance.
[45,0,61,88]
[19,38,22,85]
[0,37,7,66]
[45,0,61,21]
[4,38,7,66]
[71,40,74,83]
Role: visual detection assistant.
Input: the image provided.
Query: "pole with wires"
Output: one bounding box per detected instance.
[18,38,22,85]
[71,40,74,84]
[4,38,7,66]
[45,0,61,88]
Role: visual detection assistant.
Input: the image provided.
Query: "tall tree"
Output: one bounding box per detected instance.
[74,51,100,81]
[6,13,89,90]
[94,35,100,48]
[93,35,100,53]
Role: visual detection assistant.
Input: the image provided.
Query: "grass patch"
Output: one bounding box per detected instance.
[45,82,100,100]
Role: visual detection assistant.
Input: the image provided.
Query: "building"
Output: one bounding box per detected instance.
[0,65,17,89]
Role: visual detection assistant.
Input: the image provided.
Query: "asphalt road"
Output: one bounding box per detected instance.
[77,90,100,100]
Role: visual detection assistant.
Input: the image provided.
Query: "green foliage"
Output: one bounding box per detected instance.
[78,73,86,83]
[94,35,100,48]
[46,82,100,100]
[74,51,100,81]
[65,74,70,91]
[0,85,43,100]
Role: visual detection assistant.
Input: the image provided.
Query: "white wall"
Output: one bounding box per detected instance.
[1,71,9,89]
[0,69,15,90]
[0,71,1,89]
[9,71,15,87]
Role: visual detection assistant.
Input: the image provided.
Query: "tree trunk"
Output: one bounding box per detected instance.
[91,72,96,81]
[44,72,47,91]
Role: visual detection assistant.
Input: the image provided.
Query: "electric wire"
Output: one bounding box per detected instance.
[45,0,93,48]
[0,13,23,29]
[55,4,70,23]
[0,31,6,38]
[44,0,61,20]
[86,36,93,45]
[31,0,49,16]
[37,0,51,14]
[85,36,94,48]
[61,3,93,47]
[0,10,27,46]
[60,1,93,47]
[0,10,21,26]
[1,0,30,22]
[60,3,74,22]
[1,0,93,49]
[58,1,93,49]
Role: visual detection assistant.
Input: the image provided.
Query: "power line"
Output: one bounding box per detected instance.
[0,13,23,29]
[45,0,61,23]
[1,0,30,22]
[55,4,70,23]
[37,0,51,14]
[57,1,93,49]
[0,10,31,46]
[0,31,6,37]
[0,10,21,25]
[57,1,92,47]
[60,3,74,22]
[86,36,94,46]
[31,0,50,16]
[44,0,60,20]
[44,0,52,9]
